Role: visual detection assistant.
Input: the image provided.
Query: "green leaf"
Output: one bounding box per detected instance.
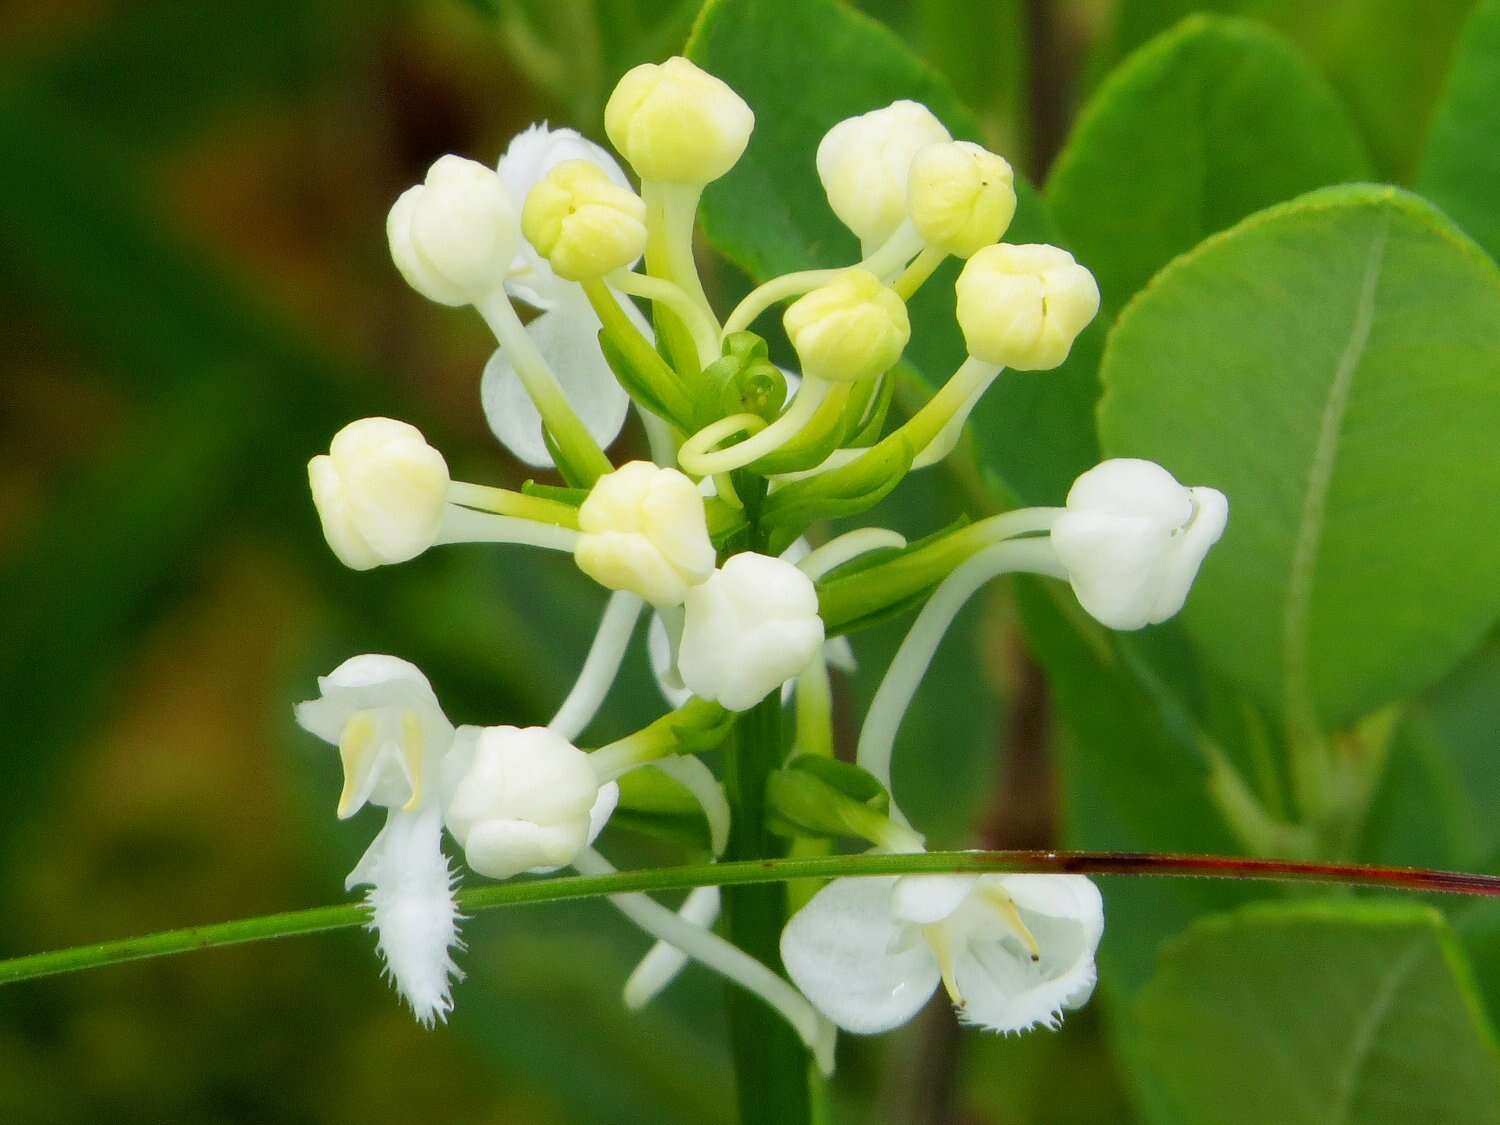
[1136,899,1500,1125]
[687,0,1100,506]
[1099,184,1500,732]
[1048,14,1370,313]
[1363,631,1500,871]
[1090,0,1475,182]
[1419,0,1500,262]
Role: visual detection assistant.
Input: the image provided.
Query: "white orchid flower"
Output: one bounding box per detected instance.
[482,124,649,467]
[294,655,464,1025]
[781,870,1102,1036]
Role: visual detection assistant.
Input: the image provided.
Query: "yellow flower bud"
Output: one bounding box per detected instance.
[955,244,1099,370]
[907,142,1016,258]
[816,100,950,249]
[783,269,911,384]
[575,461,717,607]
[521,159,648,281]
[605,56,754,184]
[309,418,450,570]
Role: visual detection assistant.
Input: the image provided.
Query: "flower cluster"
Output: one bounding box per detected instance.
[298,56,1227,1059]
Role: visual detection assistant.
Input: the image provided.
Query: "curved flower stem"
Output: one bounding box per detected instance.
[574,848,835,1075]
[896,355,1004,463]
[858,538,1067,824]
[5,852,1499,988]
[587,697,727,782]
[722,269,844,336]
[473,290,612,484]
[642,181,716,320]
[548,592,644,742]
[446,482,579,528]
[861,220,926,281]
[893,245,947,301]
[623,885,721,1009]
[678,378,833,476]
[608,270,722,369]
[797,527,907,581]
[434,505,580,552]
[721,225,928,338]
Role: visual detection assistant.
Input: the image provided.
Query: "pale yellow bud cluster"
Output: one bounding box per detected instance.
[521,160,648,281]
[783,269,911,384]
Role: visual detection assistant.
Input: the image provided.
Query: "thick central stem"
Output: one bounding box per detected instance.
[722,692,812,1125]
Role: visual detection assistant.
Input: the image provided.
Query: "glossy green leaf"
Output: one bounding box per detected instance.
[688,0,1100,507]
[1048,14,1369,312]
[1099,185,1500,732]
[1090,0,1475,182]
[1420,0,1500,261]
[1136,899,1500,1125]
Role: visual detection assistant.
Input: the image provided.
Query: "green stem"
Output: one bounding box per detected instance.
[722,694,809,1125]
[4,851,1499,988]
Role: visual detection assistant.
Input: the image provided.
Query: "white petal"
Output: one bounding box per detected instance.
[781,876,940,1034]
[1148,486,1228,624]
[481,297,630,468]
[891,873,978,925]
[648,609,693,708]
[355,805,464,1027]
[954,875,1103,1034]
[585,780,620,845]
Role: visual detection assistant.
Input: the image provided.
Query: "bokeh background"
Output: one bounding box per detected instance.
[0,1,1486,1122]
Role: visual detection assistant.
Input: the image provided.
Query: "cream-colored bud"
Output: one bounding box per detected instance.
[309,418,450,571]
[605,56,754,184]
[679,553,825,712]
[442,725,608,880]
[908,142,1016,258]
[575,461,717,607]
[816,100,951,248]
[955,244,1099,370]
[387,155,517,306]
[521,159,647,281]
[783,269,910,384]
[1051,459,1228,630]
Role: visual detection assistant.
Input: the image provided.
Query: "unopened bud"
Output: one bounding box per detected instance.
[908,141,1016,258]
[955,244,1099,370]
[442,726,611,880]
[575,461,717,607]
[679,553,825,711]
[816,100,950,248]
[522,159,647,281]
[309,418,450,571]
[784,269,910,384]
[605,56,754,184]
[387,155,516,306]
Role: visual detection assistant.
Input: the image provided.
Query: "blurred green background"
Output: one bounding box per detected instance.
[0,1,1491,1122]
